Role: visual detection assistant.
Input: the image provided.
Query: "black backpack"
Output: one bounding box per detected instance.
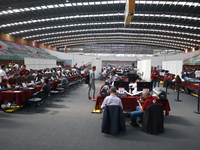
[85,74,90,84]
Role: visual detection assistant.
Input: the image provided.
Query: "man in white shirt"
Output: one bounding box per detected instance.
[45,68,51,74]
[0,79,11,90]
[195,69,200,79]
[101,87,123,109]
[13,63,19,70]
[0,64,7,82]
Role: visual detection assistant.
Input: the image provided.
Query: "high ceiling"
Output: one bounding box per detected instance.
[0,0,199,54]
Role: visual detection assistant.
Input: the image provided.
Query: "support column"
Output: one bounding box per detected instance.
[65,46,67,53]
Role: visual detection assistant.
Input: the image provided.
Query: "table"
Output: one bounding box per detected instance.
[81,73,88,78]
[50,80,61,90]
[0,85,42,106]
[94,93,171,116]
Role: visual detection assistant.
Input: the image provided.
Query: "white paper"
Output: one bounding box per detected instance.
[118,87,125,94]
[22,83,27,87]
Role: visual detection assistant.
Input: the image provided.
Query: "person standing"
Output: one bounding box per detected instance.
[0,64,7,82]
[19,65,30,77]
[195,68,200,79]
[88,66,96,100]
[151,67,159,88]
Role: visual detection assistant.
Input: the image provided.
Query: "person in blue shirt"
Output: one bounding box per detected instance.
[61,75,69,86]
[181,72,188,79]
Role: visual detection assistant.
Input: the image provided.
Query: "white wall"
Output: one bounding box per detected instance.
[43,50,92,67]
[91,58,102,78]
[162,60,183,76]
[24,58,56,70]
[43,48,200,69]
[137,59,151,81]
[139,50,200,68]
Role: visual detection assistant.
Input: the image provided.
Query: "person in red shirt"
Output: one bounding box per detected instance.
[129,90,158,126]
[7,73,19,87]
[164,74,169,79]
[19,65,30,77]
[151,67,159,88]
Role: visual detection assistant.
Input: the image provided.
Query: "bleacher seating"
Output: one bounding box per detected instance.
[0,40,65,62]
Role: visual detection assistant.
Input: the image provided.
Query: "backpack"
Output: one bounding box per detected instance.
[85,74,90,84]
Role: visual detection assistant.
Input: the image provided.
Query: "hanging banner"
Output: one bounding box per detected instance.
[30,41,39,47]
[18,37,28,45]
[1,33,15,42]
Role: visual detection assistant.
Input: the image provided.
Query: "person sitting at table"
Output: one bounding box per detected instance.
[0,79,12,90]
[111,77,122,86]
[131,79,141,94]
[101,87,123,109]
[19,65,30,77]
[45,68,51,74]
[7,73,19,87]
[60,75,69,86]
[32,77,50,98]
[129,90,158,127]
[34,71,39,80]
[110,71,119,83]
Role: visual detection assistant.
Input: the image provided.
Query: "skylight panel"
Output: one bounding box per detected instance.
[41,6,47,9]
[65,3,72,6]
[13,9,20,12]
[95,2,101,5]
[47,5,54,8]
[35,7,41,10]
[89,2,95,5]
[59,4,65,7]
[30,7,36,10]
[24,8,30,11]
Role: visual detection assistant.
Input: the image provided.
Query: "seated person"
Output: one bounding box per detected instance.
[102,67,107,76]
[60,75,69,86]
[111,77,121,86]
[181,72,188,80]
[129,90,158,126]
[101,87,123,109]
[129,79,141,90]
[131,79,141,94]
[7,73,19,87]
[12,67,17,73]
[45,68,51,74]
[32,77,50,98]
[0,79,12,90]
[110,71,119,83]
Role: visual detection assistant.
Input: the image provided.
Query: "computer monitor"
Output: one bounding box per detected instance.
[127,74,139,83]
[27,75,35,83]
[48,73,52,79]
[43,73,52,79]
[17,77,26,85]
[137,82,153,92]
[37,74,43,81]
[52,72,57,78]
[116,72,123,76]
[114,81,129,91]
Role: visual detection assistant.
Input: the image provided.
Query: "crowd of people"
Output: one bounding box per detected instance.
[0,63,85,110]
[0,63,84,91]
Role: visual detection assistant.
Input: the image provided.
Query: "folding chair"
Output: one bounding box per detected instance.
[27,91,44,113]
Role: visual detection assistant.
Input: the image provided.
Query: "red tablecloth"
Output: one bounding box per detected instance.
[50,80,61,90]
[95,93,171,116]
[67,75,82,82]
[81,73,88,78]
[0,85,42,106]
